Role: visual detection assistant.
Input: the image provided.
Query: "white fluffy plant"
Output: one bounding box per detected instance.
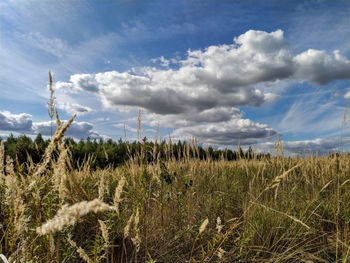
[36,199,116,235]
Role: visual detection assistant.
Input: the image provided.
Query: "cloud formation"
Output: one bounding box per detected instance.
[144,107,242,127]
[56,29,350,113]
[19,32,71,58]
[0,111,32,131]
[258,137,350,155]
[279,96,344,135]
[32,121,101,139]
[53,29,350,145]
[56,30,296,115]
[172,118,277,145]
[57,102,93,115]
[0,110,103,139]
[294,49,350,85]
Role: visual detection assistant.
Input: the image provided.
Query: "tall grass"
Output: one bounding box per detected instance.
[1,114,350,262]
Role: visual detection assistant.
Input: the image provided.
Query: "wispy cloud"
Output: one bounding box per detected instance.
[279,96,346,135]
[57,102,93,115]
[18,32,71,58]
[289,1,350,53]
[113,123,137,133]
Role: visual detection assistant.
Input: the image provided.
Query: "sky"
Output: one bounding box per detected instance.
[1,0,350,155]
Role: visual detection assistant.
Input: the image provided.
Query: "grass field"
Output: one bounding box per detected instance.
[1,116,350,263]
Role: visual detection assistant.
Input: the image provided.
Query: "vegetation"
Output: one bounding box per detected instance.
[1,114,350,263]
[1,133,261,170]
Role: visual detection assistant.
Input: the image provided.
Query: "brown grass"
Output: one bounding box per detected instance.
[1,115,350,262]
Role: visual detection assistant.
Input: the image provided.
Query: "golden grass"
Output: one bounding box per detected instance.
[1,115,350,262]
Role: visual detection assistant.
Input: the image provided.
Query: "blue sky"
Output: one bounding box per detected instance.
[1,0,350,154]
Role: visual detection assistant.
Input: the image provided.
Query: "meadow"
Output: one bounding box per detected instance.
[1,114,350,263]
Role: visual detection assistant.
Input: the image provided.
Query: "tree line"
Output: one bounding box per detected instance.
[1,133,269,169]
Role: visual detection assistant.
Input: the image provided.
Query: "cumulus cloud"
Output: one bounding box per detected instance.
[258,137,350,155]
[172,118,278,145]
[0,110,104,139]
[0,111,32,131]
[32,120,102,139]
[53,29,350,145]
[55,29,350,116]
[294,49,350,85]
[57,102,93,115]
[55,30,296,116]
[144,107,242,127]
[150,56,170,67]
[55,73,99,93]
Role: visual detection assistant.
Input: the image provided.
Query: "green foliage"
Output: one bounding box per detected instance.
[1,134,267,170]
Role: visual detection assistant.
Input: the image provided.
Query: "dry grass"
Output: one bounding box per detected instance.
[1,117,350,262]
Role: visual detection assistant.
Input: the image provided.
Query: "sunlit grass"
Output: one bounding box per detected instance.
[1,115,350,263]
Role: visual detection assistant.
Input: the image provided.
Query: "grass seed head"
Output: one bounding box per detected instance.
[199,218,209,234]
[36,199,115,235]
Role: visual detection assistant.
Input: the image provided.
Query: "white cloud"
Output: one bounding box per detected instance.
[19,32,71,58]
[172,118,277,145]
[32,120,102,139]
[258,137,350,155]
[55,73,99,93]
[56,30,350,119]
[294,49,350,85]
[55,30,298,118]
[278,97,345,135]
[264,92,281,102]
[0,110,104,140]
[144,107,242,127]
[150,56,170,67]
[53,29,350,145]
[57,102,93,115]
[344,88,350,99]
[0,111,32,131]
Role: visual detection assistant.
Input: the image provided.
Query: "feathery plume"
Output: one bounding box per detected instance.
[48,70,56,138]
[113,176,126,213]
[5,156,17,205]
[67,235,93,263]
[216,217,223,234]
[33,113,76,178]
[98,171,107,201]
[137,109,141,141]
[98,219,109,245]
[36,199,115,235]
[217,248,225,259]
[0,140,4,181]
[49,234,55,258]
[124,213,134,239]
[199,218,209,234]
[131,208,141,252]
